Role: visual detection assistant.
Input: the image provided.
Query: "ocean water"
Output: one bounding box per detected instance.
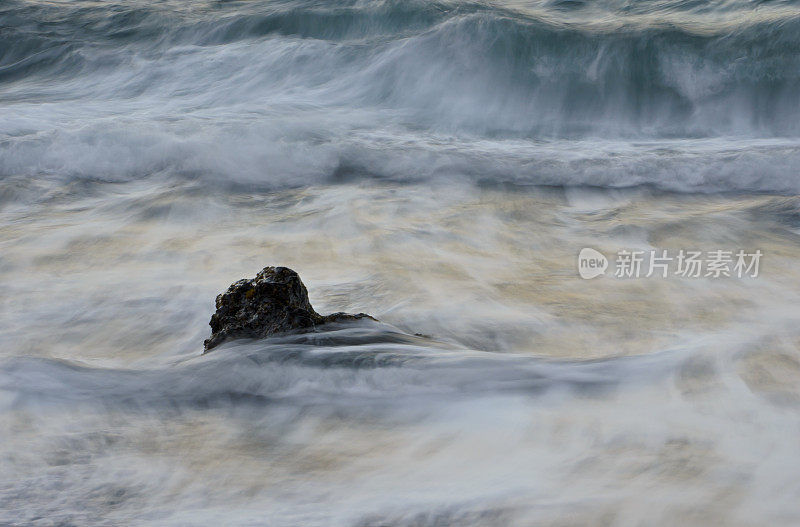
[2,0,800,525]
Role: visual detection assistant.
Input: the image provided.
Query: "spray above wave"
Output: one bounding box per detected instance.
[1,0,800,192]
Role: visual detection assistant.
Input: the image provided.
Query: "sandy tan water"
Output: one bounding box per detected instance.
[2,181,800,525]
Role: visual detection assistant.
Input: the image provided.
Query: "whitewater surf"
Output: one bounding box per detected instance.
[2,0,800,525]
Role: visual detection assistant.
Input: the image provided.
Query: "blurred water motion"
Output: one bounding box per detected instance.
[3,183,800,525]
[3,0,800,524]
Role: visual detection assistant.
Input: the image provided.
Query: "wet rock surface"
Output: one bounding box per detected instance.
[204,266,374,351]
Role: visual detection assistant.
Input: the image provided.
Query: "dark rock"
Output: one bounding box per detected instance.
[204,266,375,351]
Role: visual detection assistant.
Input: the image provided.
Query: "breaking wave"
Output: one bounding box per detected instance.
[2,0,800,193]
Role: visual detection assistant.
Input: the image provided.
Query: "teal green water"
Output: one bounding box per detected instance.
[2,1,800,525]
